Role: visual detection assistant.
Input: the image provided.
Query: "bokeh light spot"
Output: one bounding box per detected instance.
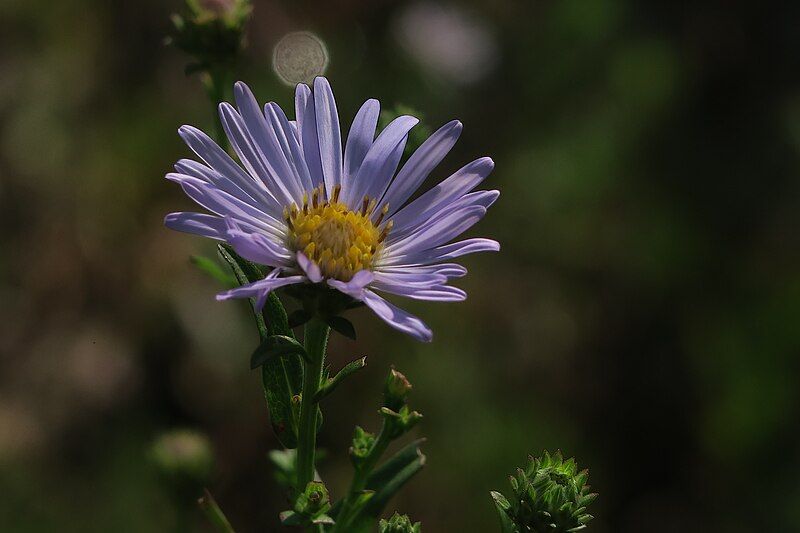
[272,31,329,86]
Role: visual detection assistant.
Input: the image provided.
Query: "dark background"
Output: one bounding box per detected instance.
[1,0,799,531]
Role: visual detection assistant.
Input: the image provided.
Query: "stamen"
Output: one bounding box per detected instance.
[285,186,389,282]
[375,204,389,226]
[378,220,393,243]
[361,196,370,215]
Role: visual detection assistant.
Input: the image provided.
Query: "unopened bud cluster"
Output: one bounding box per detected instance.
[168,0,252,73]
[492,451,596,533]
[350,426,377,465]
[380,368,421,438]
[379,512,422,533]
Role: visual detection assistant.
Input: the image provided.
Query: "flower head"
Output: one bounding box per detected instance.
[165,77,498,341]
[491,451,597,532]
[379,512,422,533]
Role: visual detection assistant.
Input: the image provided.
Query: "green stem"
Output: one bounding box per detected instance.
[351,423,391,493]
[198,489,236,533]
[334,422,392,531]
[203,67,228,150]
[296,317,330,490]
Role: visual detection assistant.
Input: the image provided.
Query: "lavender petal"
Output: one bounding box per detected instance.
[361,290,433,342]
[344,98,380,181]
[313,77,343,197]
[377,120,462,216]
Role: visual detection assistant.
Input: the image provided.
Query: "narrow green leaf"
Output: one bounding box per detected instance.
[261,351,303,449]
[344,439,425,527]
[217,243,301,449]
[490,491,517,533]
[250,335,306,369]
[326,315,357,340]
[365,439,426,495]
[313,356,367,402]
[217,244,268,339]
[191,255,236,286]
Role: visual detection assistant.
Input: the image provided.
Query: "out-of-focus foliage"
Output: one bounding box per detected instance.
[0,0,799,532]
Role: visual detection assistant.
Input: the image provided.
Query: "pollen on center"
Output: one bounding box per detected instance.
[285,184,392,281]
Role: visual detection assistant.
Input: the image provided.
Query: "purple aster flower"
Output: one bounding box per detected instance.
[165,77,498,342]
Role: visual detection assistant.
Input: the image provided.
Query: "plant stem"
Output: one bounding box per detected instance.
[198,489,236,533]
[203,67,228,149]
[351,423,391,493]
[334,421,392,531]
[296,317,329,490]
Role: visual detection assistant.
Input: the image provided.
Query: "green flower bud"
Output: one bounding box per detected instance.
[294,480,331,516]
[384,368,413,410]
[280,480,334,527]
[150,429,213,491]
[168,0,252,73]
[380,405,423,439]
[379,512,422,533]
[492,451,597,533]
[350,426,376,464]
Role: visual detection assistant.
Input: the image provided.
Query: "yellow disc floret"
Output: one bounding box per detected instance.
[285,184,392,281]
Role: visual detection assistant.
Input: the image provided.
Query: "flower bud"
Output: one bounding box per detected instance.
[168,0,252,73]
[379,512,422,533]
[380,405,423,439]
[491,450,596,532]
[384,368,412,410]
[350,426,376,465]
[294,481,330,516]
[280,480,334,527]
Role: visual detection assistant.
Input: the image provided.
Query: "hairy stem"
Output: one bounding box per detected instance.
[296,317,330,490]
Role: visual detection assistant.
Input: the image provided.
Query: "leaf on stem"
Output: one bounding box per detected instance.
[326,315,357,340]
[340,439,426,528]
[217,243,302,449]
[314,356,367,402]
[490,491,518,533]
[250,335,307,369]
[191,255,237,286]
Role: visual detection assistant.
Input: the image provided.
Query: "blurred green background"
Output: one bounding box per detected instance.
[1,0,799,531]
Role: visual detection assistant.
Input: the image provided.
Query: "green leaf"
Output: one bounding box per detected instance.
[217,244,268,339]
[326,315,356,340]
[261,352,303,449]
[365,439,426,495]
[344,439,425,528]
[490,491,517,533]
[313,356,367,402]
[191,255,236,286]
[250,335,306,369]
[217,244,302,449]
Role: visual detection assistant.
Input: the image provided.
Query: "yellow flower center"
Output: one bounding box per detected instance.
[285,185,392,281]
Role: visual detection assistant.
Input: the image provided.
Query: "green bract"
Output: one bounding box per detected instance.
[379,512,422,533]
[491,451,597,533]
